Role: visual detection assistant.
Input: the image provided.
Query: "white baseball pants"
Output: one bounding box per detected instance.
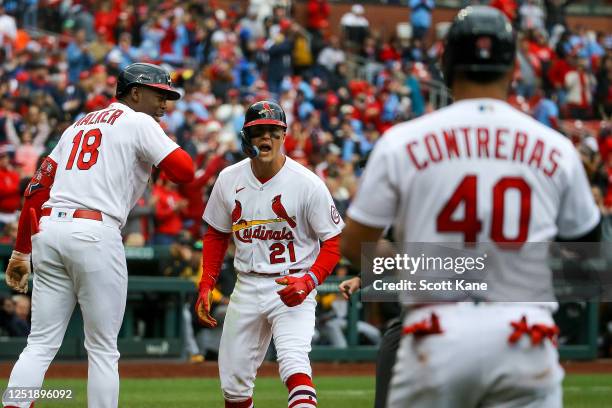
[387,303,563,408]
[4,211,127,408]
[219,272,317,401]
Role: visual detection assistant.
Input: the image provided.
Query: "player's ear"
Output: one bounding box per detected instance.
[129,86,140,103]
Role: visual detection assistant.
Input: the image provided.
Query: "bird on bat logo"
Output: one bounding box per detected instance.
[231,200,242,224]
[272,194,296,228]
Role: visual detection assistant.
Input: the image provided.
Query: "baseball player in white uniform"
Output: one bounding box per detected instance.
[3,63,194,408]
[341,7,601,408]
[195,101,344,408]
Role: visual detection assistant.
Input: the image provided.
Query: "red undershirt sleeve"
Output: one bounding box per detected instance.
[309,234,341,285]
[15,157,57,254]
[199,226,232,291]
[158,148,195,184]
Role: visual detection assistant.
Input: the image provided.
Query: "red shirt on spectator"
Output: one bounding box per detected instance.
[94,7,119,43]
[179,154,227,237]
[0,166,21,213]
[599,136,612,164]
[490,0,517,22]
[284,132,314,164]
[153,181,185,237]
[307,0,330,30]
[160,24,177,56]
[528,41,554,64]
[379,44,401,63]
[548,57,572,89]
[605,166,612,208]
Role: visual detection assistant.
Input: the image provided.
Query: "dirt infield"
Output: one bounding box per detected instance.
[0,361,376,379]
[1,359,611,379]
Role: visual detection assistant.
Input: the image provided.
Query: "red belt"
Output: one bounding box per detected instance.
[41,207,103,221]
[242,269,305,277]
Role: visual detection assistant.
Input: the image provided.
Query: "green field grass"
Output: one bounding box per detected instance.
[2,374,611,407]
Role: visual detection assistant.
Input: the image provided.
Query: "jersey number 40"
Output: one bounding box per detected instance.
[66,128,102,170]
[436,175,531,245]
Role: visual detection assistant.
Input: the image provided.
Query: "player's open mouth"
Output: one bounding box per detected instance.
[259,144,272,152]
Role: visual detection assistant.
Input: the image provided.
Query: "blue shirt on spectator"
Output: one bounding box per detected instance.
[406,75,425,117]
[533,98,559,128]
[176,100,209,120]
[66,42,93,84]
[410,0,435,30]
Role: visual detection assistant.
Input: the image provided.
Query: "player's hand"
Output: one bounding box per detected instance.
[195,288,217,328]
[339,277,361,300]
[276,274,316,307]
[5,251,31,294]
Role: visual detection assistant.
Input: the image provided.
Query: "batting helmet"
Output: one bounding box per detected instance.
[442,6,516,88]
[116,63,181,101]
[240,101,287,158]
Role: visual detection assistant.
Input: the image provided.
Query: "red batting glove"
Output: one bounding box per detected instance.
[275,274,316,307]
[195,288,217,328]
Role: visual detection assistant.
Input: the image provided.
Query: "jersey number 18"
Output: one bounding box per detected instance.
[66,128,102,170]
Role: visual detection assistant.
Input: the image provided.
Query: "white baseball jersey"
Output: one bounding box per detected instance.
[348,98,600,300]
[204,156,344,274]
[45,102,179,227]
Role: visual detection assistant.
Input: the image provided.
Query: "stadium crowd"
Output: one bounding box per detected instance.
[0,0,610,354]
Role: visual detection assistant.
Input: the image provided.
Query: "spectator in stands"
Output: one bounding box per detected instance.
[533,88,561,130]
[409,0,435,41]
[240,7,265,43]
[22,0,38,30]
[544,0,574,34]
[152,173,188,245]
[179,150,227,238]
[0,296,29,337]
[306,0,330,33]
[266,23,294,96]
[94,0,119,44]
[66,28,94,84]
[490,0,518,25]
[12,294,30,332]
[124,186,155,246]
[603,152,612,211]
[5,108,50,177]
[196,240,237,359]
[317,35,346,78]
[595,53,611,118]
[107,32,139,70]
[317,266,381,347]
[0,220,17,245]
[285,120,314,165]
[340,4,369,49]
[159,231,206,362]
[516,36,541,98]
[0,3,17,58]
[67,3,95,41]
[519,0,545,31]
[249,0,286,24]
[292,25,315,76]
[164,232,197,279]
[565,56,597,119]
[0,144,21,229]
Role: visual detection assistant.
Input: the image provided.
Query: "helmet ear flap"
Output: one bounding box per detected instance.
[240,130,259,158]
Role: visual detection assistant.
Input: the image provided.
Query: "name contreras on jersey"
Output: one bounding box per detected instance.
[73,108,124,128]
[406,127,560,177]
[234,225,295,243]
